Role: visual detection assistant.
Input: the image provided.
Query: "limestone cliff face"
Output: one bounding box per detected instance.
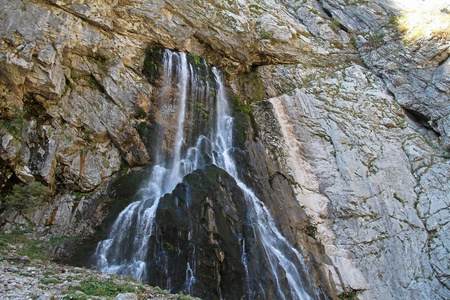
[0,0,448,299]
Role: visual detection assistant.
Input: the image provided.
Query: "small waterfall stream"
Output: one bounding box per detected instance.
[94,49,319,299]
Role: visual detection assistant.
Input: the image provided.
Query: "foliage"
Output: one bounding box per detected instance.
[136,107,147,118]
[345,0,368,5]
[330,18,340,32]
[62,294,88,300]
[231,95,253,117]
[249,4,266,15]
[348,34,357,49]
[231,94,260,146]
[0,106,27,139]
[339,289,358,299]
[2,181,50,213]
[88,76,103,92]
[190,53,203,66]
[174,294,194,300]
[236,71,266,103]
[260,29,272,40]
[330,40,344,49]
[67,277,143,298]
[83,129,94,141]
[143,46,164,82]
[136,120,157,150]
[71,191,93,199]
[49,236,79,249]
[366,31,385,47]
[0,228,47,260]
[41,278,60,285]
[44,269,57,276]
[393,193,405,204]
[80,146,89,155]
[97,59,109,74]
[306,224,317,239]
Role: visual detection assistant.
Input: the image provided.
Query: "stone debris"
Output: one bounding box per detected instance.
[0,246,198,300]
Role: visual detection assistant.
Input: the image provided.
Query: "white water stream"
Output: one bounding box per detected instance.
[94,49,317,299]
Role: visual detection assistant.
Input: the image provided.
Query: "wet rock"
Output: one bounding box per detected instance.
[148,165,249,299]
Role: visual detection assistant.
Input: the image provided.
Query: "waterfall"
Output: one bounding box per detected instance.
[211,69,318,300]
[94,50,194,281]
[94,49,319,299]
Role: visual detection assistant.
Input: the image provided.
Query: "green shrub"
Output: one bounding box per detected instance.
[330,19,340,32]
[44,269,57,276]
[0,228,47,259]
[69,277,142,298]
[348,34,357,48]
[40,278,60,285]
[71,191,92,199]
[136,107,148,118]
[62,294,88,300]
[339,289,357,299]
[142,46,164,82]
[306,224,317,239]
[88,76,103,91]
[190,53,203,66]
[2,181,50,213]
[0,106,26,139]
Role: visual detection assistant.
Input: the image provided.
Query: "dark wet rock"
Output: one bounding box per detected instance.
[148,165,248,299]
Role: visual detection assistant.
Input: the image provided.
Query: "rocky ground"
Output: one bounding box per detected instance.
[0,230,198,300]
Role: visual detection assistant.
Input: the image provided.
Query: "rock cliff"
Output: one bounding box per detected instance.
[0,0,448,299]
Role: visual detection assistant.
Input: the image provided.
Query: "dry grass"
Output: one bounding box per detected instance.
[396,7,450,41]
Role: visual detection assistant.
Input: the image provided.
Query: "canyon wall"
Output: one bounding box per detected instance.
[0,0,448,299]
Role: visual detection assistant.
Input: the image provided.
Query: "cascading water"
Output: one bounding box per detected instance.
[94,49,321,299]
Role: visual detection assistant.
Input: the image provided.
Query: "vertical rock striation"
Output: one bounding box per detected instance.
[252,63,448,298]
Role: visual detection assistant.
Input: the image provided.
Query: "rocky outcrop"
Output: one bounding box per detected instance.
[0,240,199,299]
[316,0,450,150]
[40,0,314,71]
[0,0,152,192]
[0,0,448,299]
[1,183,111,261]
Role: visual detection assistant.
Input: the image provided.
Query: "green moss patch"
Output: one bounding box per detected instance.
[143,46,165,84]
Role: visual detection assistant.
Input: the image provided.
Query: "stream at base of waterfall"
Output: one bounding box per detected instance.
[94,49,321,300]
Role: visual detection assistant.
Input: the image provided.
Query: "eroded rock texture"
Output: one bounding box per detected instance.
[0,0,448,299]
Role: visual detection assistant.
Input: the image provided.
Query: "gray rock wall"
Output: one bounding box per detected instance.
[251,62,449,299]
